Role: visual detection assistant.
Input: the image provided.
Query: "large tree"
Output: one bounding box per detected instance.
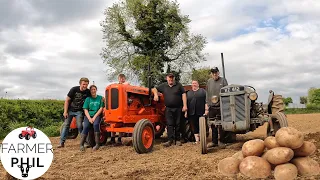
[100,0,207,86]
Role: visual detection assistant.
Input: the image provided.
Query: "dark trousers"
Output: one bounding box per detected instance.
[82,116,101,135]
[189,115,200,134]
[165,107,182,141]
[180,111,186,140]
[209,106,219,144]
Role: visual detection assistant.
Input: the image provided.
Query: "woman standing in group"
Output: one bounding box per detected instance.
[80,85,104,151]
[185,80,207,144]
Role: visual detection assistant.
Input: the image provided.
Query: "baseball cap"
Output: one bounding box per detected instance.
[210,67,219,73]
[166,72,175,77]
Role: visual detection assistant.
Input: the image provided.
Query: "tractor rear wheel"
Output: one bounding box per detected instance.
[60,123,78,139]
[271,95,285,114]
[267,112,288,136]
[199,117,207,154]
[133,119,155,154]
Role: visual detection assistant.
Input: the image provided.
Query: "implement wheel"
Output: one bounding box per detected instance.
[133,119,155,154]
[199,117,207,154]
[267,112,288,136]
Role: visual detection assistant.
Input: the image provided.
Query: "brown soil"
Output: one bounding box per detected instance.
[1,113,320,180]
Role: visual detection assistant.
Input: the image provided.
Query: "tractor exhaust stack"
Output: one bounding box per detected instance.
[221,53,226,79]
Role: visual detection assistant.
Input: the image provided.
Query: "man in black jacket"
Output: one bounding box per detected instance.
[152,73,187,147]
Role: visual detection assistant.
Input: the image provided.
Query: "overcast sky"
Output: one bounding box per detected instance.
[0,0,319,103]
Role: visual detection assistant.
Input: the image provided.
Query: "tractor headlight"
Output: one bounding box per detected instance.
[211,96,219,103]
[249,92,258,101]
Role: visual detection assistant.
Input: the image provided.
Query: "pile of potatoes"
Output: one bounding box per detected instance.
[218,127,320,179]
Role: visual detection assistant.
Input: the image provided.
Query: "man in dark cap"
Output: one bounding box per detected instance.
[152,73,187,147]
[205,67,228,148]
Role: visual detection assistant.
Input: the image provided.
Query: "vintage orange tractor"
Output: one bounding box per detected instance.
[100,82,167,153]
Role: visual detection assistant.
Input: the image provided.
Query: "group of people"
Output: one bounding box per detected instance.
[57,67,228,151]
[152,67,227,147]
[58,74,129,151]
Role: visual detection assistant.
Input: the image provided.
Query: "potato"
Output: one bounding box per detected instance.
[218,157,241,177]
[239,156,271,178]
[291,157,320,176]
[293,141,316,157]
[232,151,244,161]
[261,152,268,160]
[264,136,280,149]
[242,139,265,157]
[266,147,294,165]
[275,127,304,149]
[274,163,298,180]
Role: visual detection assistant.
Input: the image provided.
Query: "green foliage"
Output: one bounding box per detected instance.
[191,67,211,86]
[308,88,320,105]
[41,122,62,137]
[285,107,320,114]
[0,99,64,139]
[283,97,293,106]
[300,96,308,104]
[100,0,207,86]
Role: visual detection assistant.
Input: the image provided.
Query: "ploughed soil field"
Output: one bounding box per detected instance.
[1,113,320,180]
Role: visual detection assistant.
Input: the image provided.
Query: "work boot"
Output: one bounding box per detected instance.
[93,132,100,151]
[57,142,64,148]
[180,138,187,143]
[176,141,182,146]
[163,140,173,147]
[79,134,87,152]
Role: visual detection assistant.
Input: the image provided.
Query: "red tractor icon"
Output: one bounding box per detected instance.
[19,127,37,140]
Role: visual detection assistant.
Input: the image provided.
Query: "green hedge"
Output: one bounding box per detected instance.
[0,99,64,139]
[284,104,320,114]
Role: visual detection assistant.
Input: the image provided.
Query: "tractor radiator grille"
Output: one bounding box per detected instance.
[105,89,109,110]
[221,94,246,122]
[235,94,246,122]
[221,96,231,122]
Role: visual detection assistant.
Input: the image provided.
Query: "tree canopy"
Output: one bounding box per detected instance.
[308,88,320,105]
[283,97,293,106]
[100,0,207,86]
[190,67,211,86]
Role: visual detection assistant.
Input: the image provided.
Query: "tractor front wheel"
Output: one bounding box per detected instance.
[25,134,30,140]
[199,117,207,154]
[267,112,288,136]
[133,119,155,154]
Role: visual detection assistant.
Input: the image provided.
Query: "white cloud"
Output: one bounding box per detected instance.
[0,0,319,104]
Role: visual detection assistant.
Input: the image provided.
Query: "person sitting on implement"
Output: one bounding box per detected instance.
[80,85,104,151]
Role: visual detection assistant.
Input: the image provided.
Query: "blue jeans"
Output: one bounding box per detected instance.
[60,111,84,144]
[82,116,101,135]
